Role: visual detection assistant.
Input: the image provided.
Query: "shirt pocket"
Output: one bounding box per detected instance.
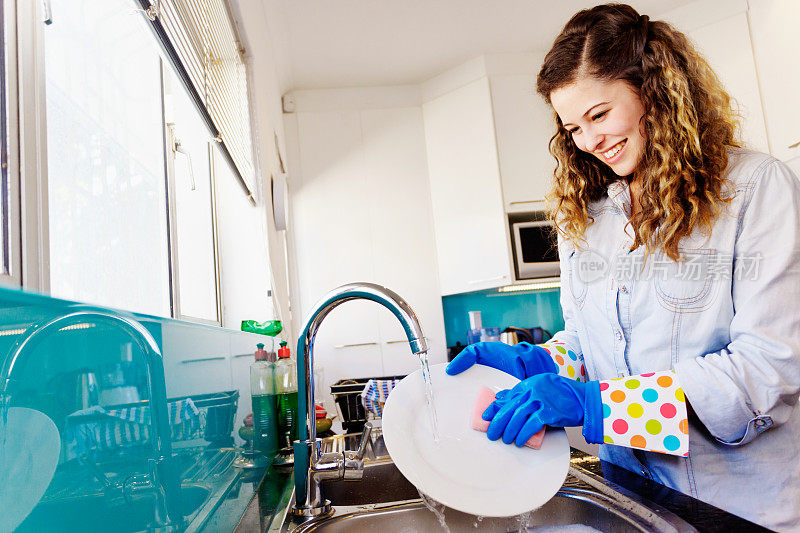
[653,248,722,313]
[566,250,588,309]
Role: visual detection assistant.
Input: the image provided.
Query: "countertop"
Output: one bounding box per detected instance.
[234,443,771,533]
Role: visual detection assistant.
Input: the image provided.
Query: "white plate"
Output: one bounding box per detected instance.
[0,407,61,531]
[382,363,570,517]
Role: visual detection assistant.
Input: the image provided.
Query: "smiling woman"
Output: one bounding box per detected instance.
[445,3,800,532]
[537,3,739,261]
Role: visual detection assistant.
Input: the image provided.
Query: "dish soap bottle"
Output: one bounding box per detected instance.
[250,342,278,454]
[274,341,299,451]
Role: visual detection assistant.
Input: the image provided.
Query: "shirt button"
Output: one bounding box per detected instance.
[621,285,629,294]
[755,419,766,427]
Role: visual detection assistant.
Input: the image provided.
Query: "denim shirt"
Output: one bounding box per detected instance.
[552,148,800,531]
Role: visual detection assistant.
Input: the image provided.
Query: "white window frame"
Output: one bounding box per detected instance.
[13,0,49,292]
[0,0,22,287]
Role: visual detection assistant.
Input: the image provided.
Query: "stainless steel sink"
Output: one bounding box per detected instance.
[275,450,698,533]
[321,460,419,506]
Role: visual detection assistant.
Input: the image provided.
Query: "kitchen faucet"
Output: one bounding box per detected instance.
[291,283,428,518]
[1,310,185,530]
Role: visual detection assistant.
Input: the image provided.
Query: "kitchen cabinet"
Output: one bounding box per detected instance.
[747,0,800,162]
[162,323,232,398]
[490,74,556,211]
[422,77,514,295]
[683,11,769,154]
[286,101,447,410]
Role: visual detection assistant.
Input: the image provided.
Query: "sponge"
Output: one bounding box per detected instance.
[471,386,545,449]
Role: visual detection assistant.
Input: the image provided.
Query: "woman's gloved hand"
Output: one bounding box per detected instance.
[445,342,557,380]
[482,373,603,447]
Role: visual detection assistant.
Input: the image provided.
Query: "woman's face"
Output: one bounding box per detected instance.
[550,77,646,178]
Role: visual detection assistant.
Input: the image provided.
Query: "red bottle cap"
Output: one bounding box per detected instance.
[278,341,291,359]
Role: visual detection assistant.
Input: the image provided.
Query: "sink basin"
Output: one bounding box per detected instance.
[322,461,419,505]
[17,484,211,533]
[292,484,692,533]
[280,460,697,533]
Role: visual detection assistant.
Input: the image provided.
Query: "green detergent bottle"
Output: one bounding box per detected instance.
[274,341,299,451]
[250,343,278,454]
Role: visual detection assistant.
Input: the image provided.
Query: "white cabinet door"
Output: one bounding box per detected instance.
[686,12,769,153]
[161,323,232,398]
[747,0,800,161]
[360,107,448,375]
[423,77,513,295]
[490,74,556,211]
[293,111,380,349]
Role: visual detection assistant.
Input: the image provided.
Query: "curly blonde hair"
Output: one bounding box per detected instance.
[537,3,740,260]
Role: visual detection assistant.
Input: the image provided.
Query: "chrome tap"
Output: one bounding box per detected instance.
[1,310,184,529]
[291,283,428,518]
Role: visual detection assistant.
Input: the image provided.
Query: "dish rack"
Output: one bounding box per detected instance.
[331,376,404,433]
[64,390,239,459]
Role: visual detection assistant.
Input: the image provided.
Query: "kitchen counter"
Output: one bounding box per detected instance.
[234,442,770,533]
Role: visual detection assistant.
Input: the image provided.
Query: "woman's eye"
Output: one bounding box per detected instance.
[567,127,580,135]
[592,110,608,121]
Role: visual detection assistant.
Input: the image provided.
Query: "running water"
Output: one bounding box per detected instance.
[418,490,450,532]
[418,351,441,442]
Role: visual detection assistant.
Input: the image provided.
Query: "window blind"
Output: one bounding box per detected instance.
[138,0,255,199]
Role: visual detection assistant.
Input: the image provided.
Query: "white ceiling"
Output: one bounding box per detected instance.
[238,0,695,92]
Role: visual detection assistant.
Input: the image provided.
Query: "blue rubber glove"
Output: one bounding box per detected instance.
[445,342,557,380]
[482,373,604,447]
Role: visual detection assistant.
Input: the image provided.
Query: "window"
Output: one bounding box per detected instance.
[44,0,171,315]
[163,67,219,323]
[10,0,270,324]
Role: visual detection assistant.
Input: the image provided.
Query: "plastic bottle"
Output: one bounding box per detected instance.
[274,341,299,450]
[250,342,278,454]
[467,311,482,344]
[241,319,283,336]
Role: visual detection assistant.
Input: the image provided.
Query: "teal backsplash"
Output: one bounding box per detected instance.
[441,287,565,347]
[0,285,276,532]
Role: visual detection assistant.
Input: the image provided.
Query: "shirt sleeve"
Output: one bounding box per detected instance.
[599,370,689,456]
[675,159,800,446]
[538,236,588,382]
[537,340,587,382]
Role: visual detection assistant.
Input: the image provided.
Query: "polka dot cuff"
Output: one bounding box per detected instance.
[538,341,587,382]
[600,371,689,456]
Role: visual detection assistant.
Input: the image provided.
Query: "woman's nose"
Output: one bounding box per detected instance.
[584,129,605,152]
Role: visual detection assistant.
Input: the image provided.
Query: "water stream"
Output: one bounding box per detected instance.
[418,490,450,532]
[418,351,440,442]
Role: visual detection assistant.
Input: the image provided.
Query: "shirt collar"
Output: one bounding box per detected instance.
[607,179,632,217]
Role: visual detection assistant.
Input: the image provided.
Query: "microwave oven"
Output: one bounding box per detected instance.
[509,213,560,280]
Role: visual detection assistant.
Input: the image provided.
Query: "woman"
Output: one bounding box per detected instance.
[447,4,800,530]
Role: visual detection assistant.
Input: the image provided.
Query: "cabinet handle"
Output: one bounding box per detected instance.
[789,140,800,149]
[334,342,379,349]
[468,275,508,285]
[509,200,544,205]
[181,356,226,364]
[384,340,408,344]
